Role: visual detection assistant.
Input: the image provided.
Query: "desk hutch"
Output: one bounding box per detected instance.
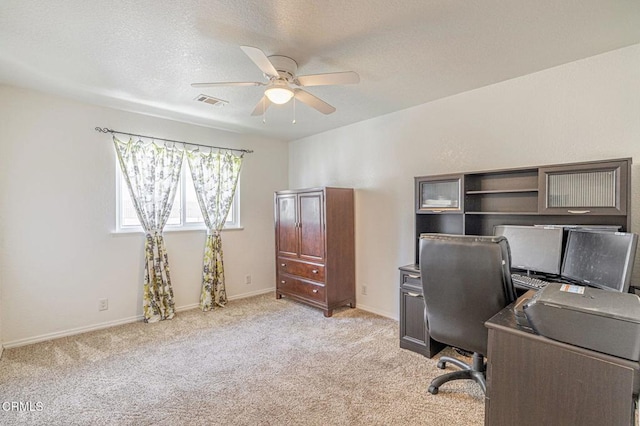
[399,158,632,357]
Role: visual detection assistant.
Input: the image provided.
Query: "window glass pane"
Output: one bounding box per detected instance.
[121,188,140,226]
[226,202,234,223]
[185,169,204,223]
[117,163,238,230]
[120,174,182,226]
[166,184,181,225]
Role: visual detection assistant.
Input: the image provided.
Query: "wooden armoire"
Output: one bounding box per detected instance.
[274,187,355,317]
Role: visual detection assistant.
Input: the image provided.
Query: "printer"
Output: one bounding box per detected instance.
[524,283,640,361]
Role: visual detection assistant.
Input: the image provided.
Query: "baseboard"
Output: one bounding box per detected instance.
[354,303,397,321]
[2,313,144,349]
[2,288,276,350]
[175,303,200,312]
[228,287,274,300]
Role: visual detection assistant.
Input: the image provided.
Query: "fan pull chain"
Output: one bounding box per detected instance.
[262,97,266,124]
[292,97,296,124]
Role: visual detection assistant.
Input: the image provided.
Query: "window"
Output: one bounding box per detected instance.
[116,162,240,232]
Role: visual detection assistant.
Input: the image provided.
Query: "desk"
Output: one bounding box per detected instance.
[485,303,640,426]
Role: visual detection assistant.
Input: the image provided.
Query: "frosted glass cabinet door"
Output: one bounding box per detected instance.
[538,159,629,216]
[416,175,463,213]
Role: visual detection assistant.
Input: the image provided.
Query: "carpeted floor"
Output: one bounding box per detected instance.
[0,294,484,425]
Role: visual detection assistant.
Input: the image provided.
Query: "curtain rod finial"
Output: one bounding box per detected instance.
[95,127,112,133]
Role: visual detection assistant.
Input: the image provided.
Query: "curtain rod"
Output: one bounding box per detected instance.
[95,127,254,154]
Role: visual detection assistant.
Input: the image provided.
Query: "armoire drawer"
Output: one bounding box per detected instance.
[278,274,326,303]
[277,258,325,282]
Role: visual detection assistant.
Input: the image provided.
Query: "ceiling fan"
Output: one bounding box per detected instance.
[191,46,360,116]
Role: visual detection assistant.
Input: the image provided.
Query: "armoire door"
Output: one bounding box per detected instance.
[276,194,298,257]
[298,191,325,261]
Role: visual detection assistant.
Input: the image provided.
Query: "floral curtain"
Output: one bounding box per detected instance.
[187,149,244,311]
[113,137,184,322]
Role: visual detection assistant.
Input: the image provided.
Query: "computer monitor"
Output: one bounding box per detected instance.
[561,230,638,293]
[494,225,564,275]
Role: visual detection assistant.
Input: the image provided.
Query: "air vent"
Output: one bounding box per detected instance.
[194,94,228,107]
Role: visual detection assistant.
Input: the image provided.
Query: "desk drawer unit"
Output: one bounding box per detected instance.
[398,265,446,358]
[401,270,422,287]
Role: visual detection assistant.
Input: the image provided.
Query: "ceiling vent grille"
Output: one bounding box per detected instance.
[194,94,228,107]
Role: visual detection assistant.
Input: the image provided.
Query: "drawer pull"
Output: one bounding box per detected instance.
[281,280,286,284]
[312,269,319,274]
[432,210,443,213]
[312,289,318,293]
[407,292,423,298]
[407,274,420,279]
[281,263,287,267]
[567,210,591,214]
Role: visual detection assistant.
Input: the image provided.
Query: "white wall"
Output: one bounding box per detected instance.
[0,250,3,358]
[0,85,288,346]
[289,44,640,319]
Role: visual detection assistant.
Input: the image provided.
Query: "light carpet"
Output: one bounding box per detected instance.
[0,294,484,425]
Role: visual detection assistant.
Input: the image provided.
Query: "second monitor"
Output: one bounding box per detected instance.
[494,225,564,276]
[561,229,638,293]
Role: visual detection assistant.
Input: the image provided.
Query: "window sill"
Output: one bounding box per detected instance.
[111,226,244,236]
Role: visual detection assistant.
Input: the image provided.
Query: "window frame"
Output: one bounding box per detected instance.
[115,159,241,233]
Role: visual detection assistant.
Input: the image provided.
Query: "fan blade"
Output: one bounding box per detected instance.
[191,82,264,88]
[240,46,279,78]
[293,89,336,115]
[295,71,359,87]
[251,96,273,116]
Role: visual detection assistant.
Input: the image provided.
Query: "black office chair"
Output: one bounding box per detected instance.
[419,234,516,395]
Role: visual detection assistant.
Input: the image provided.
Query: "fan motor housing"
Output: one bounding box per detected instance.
[267,55,298,80]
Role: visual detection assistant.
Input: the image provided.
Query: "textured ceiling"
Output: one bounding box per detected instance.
[1,0,639,141]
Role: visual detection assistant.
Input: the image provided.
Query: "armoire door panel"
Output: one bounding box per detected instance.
[299,192,325,261]
[276,194,298,257]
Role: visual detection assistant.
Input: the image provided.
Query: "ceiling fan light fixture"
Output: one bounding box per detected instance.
[265,82,294,105]
[194,46,355,116]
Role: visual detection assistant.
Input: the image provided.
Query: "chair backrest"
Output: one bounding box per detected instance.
[419,234,516,356]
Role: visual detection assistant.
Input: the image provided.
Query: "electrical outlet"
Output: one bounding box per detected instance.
[98,298,109,311]
[244,274,252,285]
[362,284,368,295]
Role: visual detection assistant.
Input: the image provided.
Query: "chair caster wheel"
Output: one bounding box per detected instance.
[437,360,446,369]
[428,385,439,395]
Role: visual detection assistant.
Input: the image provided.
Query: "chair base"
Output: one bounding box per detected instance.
[428,352,486,395]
